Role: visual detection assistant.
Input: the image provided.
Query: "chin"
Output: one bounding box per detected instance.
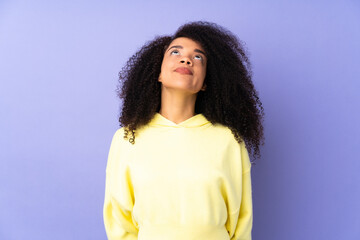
[162,84,200,94]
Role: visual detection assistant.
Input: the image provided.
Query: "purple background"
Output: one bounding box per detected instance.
[1,0,359,239]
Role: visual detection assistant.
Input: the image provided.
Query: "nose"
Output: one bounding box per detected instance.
[180,56,192,66]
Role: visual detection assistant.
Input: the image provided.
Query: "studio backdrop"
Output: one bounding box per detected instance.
[0,0,359,239]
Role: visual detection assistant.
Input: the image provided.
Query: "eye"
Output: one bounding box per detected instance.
[194,55,203,61]
[170,50,180,55]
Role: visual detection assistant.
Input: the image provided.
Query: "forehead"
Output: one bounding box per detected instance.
[168,37,205,52]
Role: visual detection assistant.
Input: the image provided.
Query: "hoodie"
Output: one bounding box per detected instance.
[103,112,253,240]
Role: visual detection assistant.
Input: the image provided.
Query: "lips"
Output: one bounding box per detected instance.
[175,67,193,75]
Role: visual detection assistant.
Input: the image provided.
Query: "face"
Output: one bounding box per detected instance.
[158,37,207,94]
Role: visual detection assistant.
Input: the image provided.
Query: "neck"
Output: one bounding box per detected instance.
[158,86,197,124]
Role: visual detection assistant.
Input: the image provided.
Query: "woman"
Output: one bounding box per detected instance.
[103,21,264,240]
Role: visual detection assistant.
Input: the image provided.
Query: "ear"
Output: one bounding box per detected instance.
[201,84,206,91]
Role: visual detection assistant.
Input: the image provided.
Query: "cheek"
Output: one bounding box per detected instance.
[161,63,170,76]
[159,63,171,81]
[199,64,207,80]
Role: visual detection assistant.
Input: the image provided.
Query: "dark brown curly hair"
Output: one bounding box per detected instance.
[117,21,264,162]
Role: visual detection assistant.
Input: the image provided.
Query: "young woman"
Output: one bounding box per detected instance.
[103,21,264,240]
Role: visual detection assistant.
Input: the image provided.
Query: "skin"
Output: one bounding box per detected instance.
[158,37,207,124]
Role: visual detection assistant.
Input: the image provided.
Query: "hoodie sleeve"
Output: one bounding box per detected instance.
[226,141,253,240]
[103,129,138,240]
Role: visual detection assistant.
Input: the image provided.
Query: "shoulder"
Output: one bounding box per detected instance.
[109,127,134,150]
[110,127,125,143]
[210,123,251,172]
[208,122,240,143]
[106,127,134,168]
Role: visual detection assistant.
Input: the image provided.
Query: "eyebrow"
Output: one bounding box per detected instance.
[167,45,207,57]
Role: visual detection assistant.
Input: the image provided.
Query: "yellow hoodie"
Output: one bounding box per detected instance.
[103,113,253,240]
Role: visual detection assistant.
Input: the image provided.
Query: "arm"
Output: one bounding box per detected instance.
[227,141,253,240]
[229,169,253,240]
[103,129,138,240]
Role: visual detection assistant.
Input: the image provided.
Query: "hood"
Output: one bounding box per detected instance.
[148,113,211,128]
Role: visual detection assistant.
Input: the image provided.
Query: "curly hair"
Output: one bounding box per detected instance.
[117,21,264,162]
